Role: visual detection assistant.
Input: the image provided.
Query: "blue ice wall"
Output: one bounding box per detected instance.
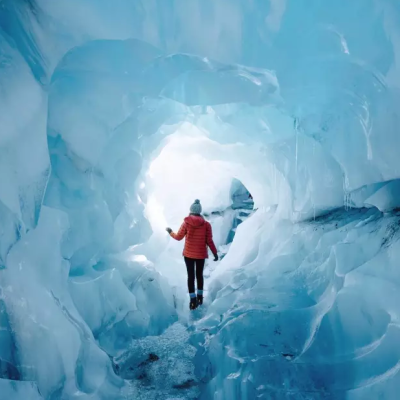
[1,0,400,399]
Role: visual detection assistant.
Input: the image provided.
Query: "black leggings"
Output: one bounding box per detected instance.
[184,257,205,294]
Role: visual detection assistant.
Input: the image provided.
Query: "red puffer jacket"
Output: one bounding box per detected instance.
[170,215,218,259]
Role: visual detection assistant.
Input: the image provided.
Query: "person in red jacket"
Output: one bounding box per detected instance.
[166,199,218,310]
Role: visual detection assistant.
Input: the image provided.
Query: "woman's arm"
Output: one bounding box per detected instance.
[206,222,218,255]
[170,223,187,241]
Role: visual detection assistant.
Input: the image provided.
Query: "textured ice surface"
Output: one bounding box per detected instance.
[116,322,199,400]
[0,379,43,400]
[1,0,400,399]
[194,207,400,399]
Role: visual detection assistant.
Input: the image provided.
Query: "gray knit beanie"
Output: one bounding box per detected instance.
[190,199,202,215]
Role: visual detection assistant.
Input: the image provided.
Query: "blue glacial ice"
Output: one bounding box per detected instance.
[1,0,400,399]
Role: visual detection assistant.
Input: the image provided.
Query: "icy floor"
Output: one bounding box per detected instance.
[120,322,200,400]
[117,265,215,400]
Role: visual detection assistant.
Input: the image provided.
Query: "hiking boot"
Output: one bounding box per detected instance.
[189,297,198,310]
[197,294,203,306]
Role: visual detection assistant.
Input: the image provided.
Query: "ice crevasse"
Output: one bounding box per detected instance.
[1,0,400,399]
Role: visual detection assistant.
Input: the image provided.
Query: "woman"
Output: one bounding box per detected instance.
[166,199,218,310]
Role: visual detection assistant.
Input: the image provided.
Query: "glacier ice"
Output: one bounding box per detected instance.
[0,379,43,400]
[195,207,400,399]
[1,0,400,399]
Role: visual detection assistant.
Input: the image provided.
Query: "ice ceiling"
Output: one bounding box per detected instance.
[1,0,400,399]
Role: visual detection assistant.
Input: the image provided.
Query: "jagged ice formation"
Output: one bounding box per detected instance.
[1,0,400,399]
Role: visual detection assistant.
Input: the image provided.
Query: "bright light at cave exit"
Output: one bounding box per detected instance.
[144,123,239,233]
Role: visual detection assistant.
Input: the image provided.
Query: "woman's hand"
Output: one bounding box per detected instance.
[213,253,219,262]
[166,227,172,234]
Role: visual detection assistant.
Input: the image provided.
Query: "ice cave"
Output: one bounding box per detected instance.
[1,0,400,399]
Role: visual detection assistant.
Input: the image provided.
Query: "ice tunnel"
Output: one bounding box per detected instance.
[1,0,400,399]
